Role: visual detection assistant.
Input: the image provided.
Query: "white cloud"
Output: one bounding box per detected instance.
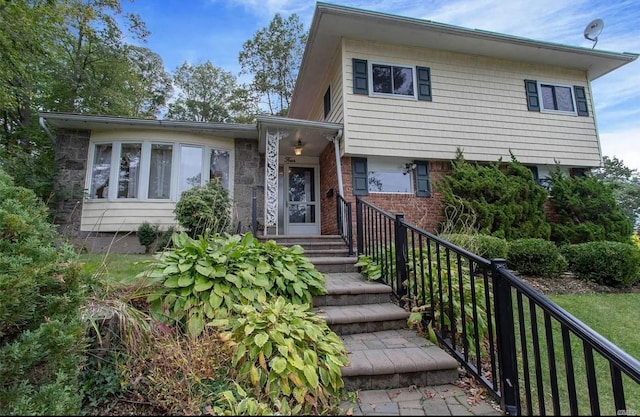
[600,128,640,172]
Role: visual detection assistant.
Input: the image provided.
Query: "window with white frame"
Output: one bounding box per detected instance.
[539,83,575,113]
[367,157,413,193]
[524,80,588,116]
[371,63,415,97]
[88,141,231,201]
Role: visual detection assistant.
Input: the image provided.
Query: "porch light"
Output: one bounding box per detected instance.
[294,140,303,156]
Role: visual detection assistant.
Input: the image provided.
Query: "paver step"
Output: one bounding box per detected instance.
[307,256,358,273]
[340,330,460,390]
[314,303,409,335]
[313,272,392,306]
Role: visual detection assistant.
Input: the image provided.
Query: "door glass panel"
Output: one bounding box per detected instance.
[288,167,315,224]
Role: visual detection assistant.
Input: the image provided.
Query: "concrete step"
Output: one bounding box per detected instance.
[340,330,460,390]
[313,272,392,306]
[314,303,409,335]
[303,248,351,257]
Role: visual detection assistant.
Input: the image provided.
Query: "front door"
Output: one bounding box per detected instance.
[284,165,320,235]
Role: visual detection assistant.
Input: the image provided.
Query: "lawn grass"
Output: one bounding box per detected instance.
[511,292,640,416]
[79,253,156,284]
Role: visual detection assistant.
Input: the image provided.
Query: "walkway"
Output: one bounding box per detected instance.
[341,384,504,416]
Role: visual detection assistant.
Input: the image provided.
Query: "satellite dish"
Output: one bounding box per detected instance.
[584,18,604,49]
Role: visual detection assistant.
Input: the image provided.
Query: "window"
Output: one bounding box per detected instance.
[148,144,172,199]
[118,143,141,198]
[367,157,413,193]
[352,58,432,101]
[90,144,112,199]
[371,63,414,97]
[524,80,588,116]
[323,86,331,118]
[88,141,231,201]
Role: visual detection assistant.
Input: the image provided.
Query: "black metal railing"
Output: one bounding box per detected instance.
[355,196,640,416]
[336,193,354,255]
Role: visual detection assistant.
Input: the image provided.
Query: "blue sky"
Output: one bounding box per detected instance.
[121,0,640,171]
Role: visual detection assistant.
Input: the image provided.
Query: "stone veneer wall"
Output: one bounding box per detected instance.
[233,139,264,234]
[52,129,90,238]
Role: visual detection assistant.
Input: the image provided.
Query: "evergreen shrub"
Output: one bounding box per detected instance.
[174,178,231,238]
[507,238,567,278]
[561,241,640,288]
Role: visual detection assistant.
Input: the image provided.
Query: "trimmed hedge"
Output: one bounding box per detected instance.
[439,233,508,260]
[507,238,567,278]
[561,241,640,288]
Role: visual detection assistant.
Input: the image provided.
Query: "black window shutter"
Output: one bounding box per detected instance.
[352,157,369,195]
[352,59,368,95]
[415,161,431,197]
[416,66,432,101]
[524,80,540,111]
[574,86,589,116]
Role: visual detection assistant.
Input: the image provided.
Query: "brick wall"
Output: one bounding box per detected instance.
[320,149,452,237]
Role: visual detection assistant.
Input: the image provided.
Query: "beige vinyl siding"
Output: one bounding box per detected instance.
[82,129,235,232]
[81,201,178,232]
[342,39,600,166]
[309,46,344,125]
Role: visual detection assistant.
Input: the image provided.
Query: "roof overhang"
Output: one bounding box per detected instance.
[257,115,342,156]
[289,2,638,119]
[39,112,258,139]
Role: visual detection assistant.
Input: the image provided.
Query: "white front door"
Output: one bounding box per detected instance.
[284,165,320,235]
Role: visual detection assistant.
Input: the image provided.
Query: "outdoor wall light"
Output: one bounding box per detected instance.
[294,140,303,156]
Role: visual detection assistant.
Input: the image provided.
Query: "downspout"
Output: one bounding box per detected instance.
[333,128,344,196]
[39,116,55,141]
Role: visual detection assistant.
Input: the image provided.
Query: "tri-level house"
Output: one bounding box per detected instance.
[42,2,638,251]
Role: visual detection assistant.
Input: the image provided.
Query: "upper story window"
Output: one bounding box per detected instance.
[353,58,432,101]
[524,79,589,116]
[323,86,331,118]
[371,63,414,97]
[89,140,232,201]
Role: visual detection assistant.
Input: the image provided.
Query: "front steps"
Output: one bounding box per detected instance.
[264,234,460,391]
[313,272,459,391]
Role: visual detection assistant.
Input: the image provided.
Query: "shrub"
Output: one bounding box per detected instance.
[436,149,550,240]
[0,168,86,415]
[507,238,567,278]
[211,297,349,415]
[561,241,640,288]
[548,168,632,245]
[137,222,160,253]
[174,178,231,238]
[439,233,508,260]
[143,232,326,338]
[137,222,175,253]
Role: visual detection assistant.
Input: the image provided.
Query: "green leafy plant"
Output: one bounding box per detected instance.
[354,254,382,280]
[507,238,567,278]
[439,233,508,260]
[137,222,175,253]
[211,297,349,415]
[143,232,326,338]
[561,241,640,288]
[174,178,232,238]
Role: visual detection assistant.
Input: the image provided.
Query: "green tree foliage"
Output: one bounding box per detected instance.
[436,150,550,240]
[239,13,307,115]
[167,61,255,123]
[592,155,640,229]
[0,167,86,415]
[548,167,632,245]
[1,0,170,200]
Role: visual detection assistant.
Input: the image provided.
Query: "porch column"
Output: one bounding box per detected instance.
[264,128,289,235]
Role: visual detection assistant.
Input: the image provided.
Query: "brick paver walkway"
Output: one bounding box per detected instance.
[340,384,504,416]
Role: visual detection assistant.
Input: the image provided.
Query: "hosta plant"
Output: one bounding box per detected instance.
[211,297,349,415]
[142,232,326,338]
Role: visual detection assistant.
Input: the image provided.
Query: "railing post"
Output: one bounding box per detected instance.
[356,197,364,256]
[251,187,257,236]
[346,201,354,256]
[492,258,519,416]
[394,214,408,301]
[336,194,342,235]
